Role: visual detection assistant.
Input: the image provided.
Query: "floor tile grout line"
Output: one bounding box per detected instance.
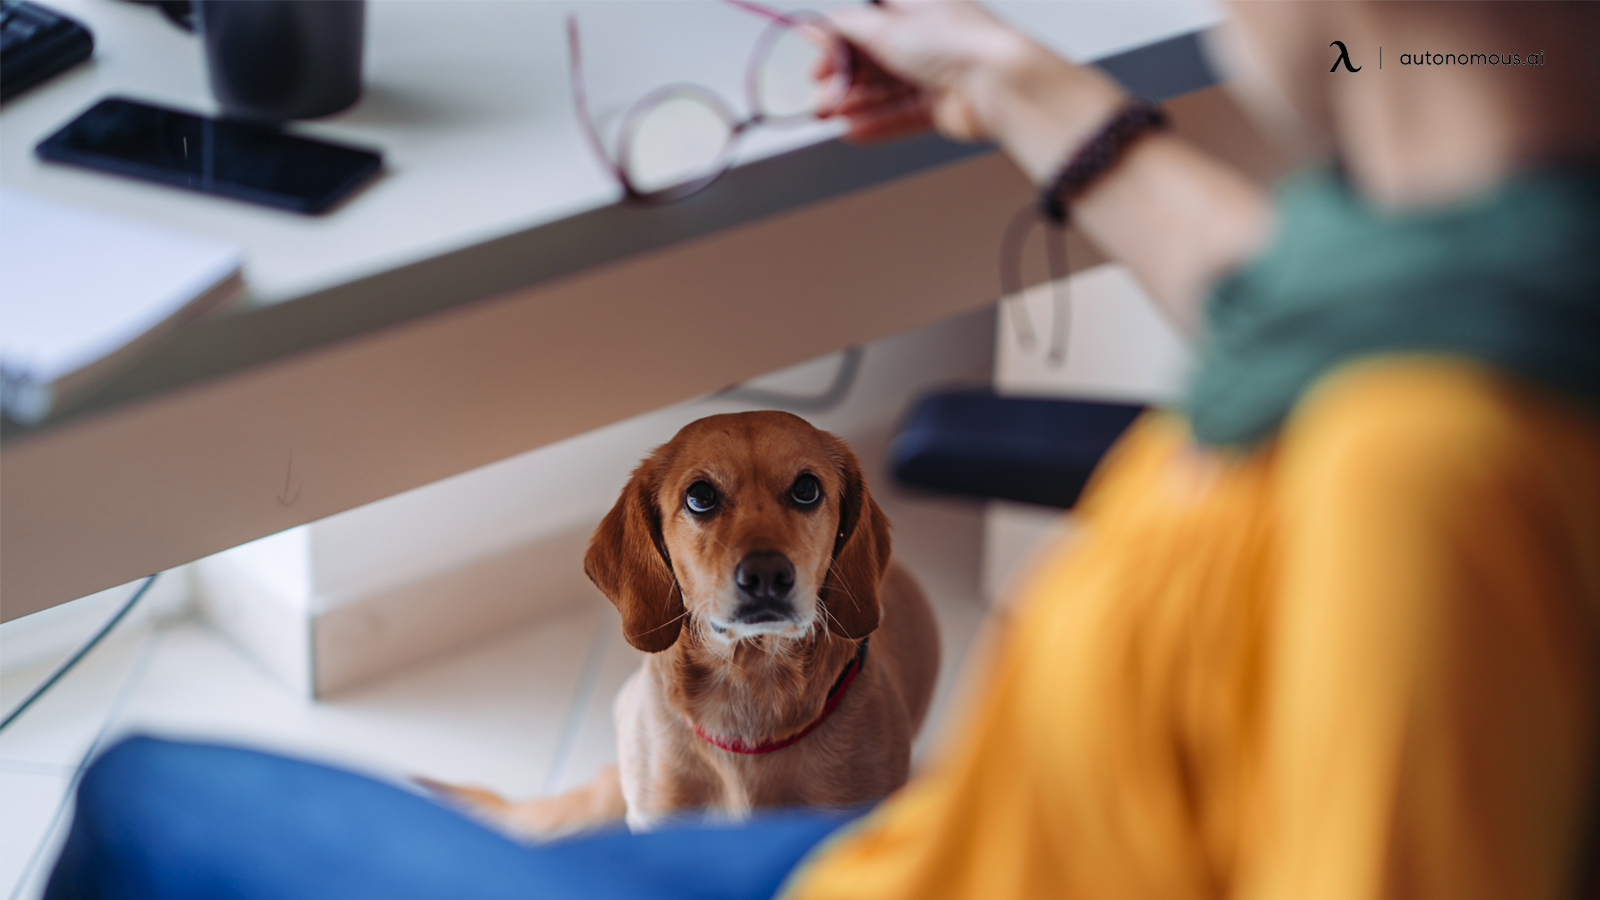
[8,627,167,900]
[541,611,610,797]
[0,760,78,777]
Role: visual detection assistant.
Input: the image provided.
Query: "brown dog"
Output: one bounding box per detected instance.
[425,411,939,836]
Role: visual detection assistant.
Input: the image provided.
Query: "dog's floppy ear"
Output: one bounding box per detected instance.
[584,455,684,653]
[820,437,890,639]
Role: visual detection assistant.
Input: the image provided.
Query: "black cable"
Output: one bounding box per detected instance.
[713,346,865,413]
[0,573,159,733]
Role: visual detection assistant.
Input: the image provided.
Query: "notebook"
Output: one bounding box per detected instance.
[0,188,243,424]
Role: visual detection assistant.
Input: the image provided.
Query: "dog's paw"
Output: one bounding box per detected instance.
[413,776,513,819]
[414,767,627,841]
[412,776,571,840]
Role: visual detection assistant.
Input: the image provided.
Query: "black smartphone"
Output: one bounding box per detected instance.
[35,96,382,214]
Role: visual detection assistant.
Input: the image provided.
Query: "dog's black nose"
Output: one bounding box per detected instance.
[733,552,796,620]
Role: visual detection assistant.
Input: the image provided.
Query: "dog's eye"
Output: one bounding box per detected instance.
[685,481,720,514]
[790,474,821,506]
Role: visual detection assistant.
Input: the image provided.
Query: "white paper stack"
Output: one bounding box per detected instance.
[0,188,242,423]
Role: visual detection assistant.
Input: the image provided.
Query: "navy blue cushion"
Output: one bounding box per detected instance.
[889,391,1145,509]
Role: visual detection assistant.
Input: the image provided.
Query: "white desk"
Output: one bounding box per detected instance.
[1,0,1232,619]
[2,0,1220,301]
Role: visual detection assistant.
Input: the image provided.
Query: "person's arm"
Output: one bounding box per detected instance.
[826,0,1272,334]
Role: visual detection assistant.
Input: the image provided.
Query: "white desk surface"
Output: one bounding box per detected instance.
[1,0,1220,303]
[0,0,1231,618]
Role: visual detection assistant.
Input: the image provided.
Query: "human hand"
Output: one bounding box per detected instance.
[820,0,1032,143]
[816,1,1272,346]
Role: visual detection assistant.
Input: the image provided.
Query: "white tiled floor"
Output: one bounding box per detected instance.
[0,494,998,900]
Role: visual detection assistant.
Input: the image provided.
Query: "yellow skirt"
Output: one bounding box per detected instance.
[786,357,1600,900]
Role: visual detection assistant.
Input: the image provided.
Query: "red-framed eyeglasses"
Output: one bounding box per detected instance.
[567,0,853,204]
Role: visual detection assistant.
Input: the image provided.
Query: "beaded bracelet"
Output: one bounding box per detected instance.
[1037,98,1168,225]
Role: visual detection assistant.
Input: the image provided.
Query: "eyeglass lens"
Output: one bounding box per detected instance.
[621,89,739,197]
[748,15,847,121]
[618,14,847,199]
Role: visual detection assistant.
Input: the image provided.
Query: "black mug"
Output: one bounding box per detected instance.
[197,0,365,122]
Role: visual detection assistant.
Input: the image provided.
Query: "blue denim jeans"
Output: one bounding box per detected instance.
[45,736,861,900]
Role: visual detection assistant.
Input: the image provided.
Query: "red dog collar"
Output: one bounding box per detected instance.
[691,638,869,755]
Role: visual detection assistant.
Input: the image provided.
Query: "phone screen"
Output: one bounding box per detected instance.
[35,97,383,214]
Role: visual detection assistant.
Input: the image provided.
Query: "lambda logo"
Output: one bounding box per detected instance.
[1329,40,1362,73]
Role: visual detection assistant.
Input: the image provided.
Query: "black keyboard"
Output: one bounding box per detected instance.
[1,0,93,103]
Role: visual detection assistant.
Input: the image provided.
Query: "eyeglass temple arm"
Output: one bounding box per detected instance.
[721,0,800,26]
[1000,205,1075,365]
[565,16,626,182]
